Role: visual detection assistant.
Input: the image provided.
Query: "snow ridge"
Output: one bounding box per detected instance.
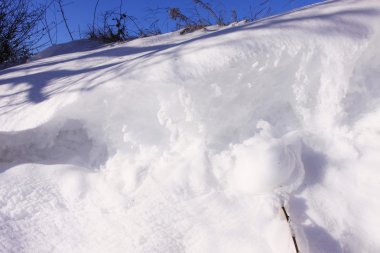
[1,0,380,252]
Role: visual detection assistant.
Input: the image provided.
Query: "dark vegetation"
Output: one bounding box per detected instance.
[0,0,46,68]
[0,0,279,68]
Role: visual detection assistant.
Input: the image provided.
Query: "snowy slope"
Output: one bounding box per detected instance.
[1,0,380,252]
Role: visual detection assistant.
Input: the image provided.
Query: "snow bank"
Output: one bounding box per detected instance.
[1,0,380,252]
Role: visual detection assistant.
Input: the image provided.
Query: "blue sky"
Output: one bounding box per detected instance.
[40,0,324,45]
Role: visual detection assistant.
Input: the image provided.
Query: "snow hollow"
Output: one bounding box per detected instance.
[1,0,380,252]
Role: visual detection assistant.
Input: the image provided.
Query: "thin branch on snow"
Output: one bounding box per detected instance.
[281,206,300,253]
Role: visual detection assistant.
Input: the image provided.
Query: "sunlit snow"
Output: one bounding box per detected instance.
[1,0,380,252]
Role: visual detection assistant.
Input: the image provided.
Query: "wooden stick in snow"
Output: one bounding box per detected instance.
[281,206,300,253]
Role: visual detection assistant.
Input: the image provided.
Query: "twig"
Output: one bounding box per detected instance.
[57,0,73,40]
[92,0,100,35]
[281,206,300,253]
[192,0,224,25]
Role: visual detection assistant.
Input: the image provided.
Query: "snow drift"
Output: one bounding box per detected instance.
[1,0,380,252]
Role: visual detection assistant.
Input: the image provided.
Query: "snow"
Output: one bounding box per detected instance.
[213,121,304,195]
[1,0,380,252]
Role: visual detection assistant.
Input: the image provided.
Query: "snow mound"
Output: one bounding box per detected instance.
[1,0,380,252]
[30,39,103,60]
[214,121,304,195]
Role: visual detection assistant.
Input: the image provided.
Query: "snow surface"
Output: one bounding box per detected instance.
[1,0,380,252]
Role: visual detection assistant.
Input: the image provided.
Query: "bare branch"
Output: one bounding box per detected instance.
[56,0,73,41]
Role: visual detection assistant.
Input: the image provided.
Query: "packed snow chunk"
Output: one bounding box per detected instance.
[214,122,304,194]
